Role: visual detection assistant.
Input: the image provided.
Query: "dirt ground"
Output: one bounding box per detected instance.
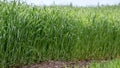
[14,60,91,68]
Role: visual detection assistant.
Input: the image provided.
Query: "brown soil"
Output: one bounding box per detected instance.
[14,60,91,68]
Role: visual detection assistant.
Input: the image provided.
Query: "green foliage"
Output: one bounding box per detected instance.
[0,1,120,68]
[89,59,120,68]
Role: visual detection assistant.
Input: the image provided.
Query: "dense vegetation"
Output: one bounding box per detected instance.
[0,1,120,68]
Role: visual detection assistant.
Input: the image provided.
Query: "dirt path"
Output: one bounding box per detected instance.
[15,60,91,68]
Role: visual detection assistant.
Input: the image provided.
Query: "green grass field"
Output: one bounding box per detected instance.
[0,1,120,68]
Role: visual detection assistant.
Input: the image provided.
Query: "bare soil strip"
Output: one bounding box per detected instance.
[14,60,91,68]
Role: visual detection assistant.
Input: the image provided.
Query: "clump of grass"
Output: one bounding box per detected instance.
[89,59,120,68]
[0,1,120,68]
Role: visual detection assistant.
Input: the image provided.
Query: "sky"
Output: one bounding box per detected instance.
[25,0,120,6]
[7,0,120,6]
